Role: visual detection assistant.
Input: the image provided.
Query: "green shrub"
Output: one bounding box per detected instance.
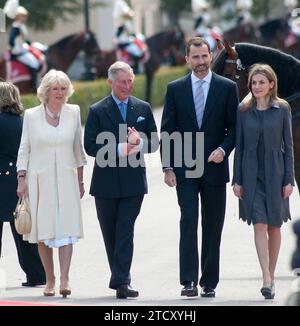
[21,66,188,124]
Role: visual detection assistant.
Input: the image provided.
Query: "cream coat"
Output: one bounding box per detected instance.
[17,104,87,243]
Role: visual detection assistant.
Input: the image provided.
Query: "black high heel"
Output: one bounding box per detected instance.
[260,281,275,299]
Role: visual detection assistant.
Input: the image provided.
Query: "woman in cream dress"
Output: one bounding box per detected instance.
[17,69,87,298]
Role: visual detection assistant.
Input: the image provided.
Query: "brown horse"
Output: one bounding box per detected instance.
[259,17,300,58]
[221,18,300,59]
[212,41,300,191]
[93,28,186,103]
[259,18,290,49]
[0,30,100,94]
[222,22,259,46]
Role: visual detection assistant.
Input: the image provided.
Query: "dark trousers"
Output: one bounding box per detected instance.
[0,221,45,283]
[176,178,226,289]
[95,195,144,289]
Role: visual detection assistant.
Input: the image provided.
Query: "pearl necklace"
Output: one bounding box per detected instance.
[45,106,61,120]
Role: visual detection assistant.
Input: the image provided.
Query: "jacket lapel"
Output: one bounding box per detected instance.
[104,95,124,127]
[125,97,139,127]
[182,74,199,130]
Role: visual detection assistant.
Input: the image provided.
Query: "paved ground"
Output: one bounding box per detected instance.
[0,107,299,306]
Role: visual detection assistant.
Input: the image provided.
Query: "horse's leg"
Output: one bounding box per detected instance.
[0,58,6,79]
[145,70,153,104]
[15,81,34,95]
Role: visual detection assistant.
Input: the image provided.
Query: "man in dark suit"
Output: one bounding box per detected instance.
[160,37,239,298]
[84,61,159,299]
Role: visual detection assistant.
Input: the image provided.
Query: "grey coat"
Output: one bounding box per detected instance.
[233,102,295,226]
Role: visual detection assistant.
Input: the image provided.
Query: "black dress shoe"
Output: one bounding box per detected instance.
[200,287,216,298]
[260,281,275,299]
[22,280,46,287]
[181,282,198,297]
[116,284,139,299]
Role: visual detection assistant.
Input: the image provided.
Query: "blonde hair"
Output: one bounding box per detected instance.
[37,69,74,104]
[240,63,288,111]
[0,81,23,115]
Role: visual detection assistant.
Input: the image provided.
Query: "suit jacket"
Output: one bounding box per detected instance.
[84,95,159,198]
[161,72,239,185]
[16,104,87,243]
[0,112,23,221]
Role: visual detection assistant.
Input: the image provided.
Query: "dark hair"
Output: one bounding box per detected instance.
[185,37,211,56]
[0,82,23,115]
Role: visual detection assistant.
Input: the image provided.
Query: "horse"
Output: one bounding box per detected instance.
[222,22,259,46]
[93,27,186,103]
[212,41,300,191]
[46,30,100,71]
[259,17,300,58]
[0,30,100,94]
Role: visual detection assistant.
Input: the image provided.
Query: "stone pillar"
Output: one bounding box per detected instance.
[94,0,114,50]
[131,0,161,37]
[130,0,142,34]
[145,3,161,36]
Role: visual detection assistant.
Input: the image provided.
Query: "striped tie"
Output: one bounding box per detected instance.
[194,80,205,129]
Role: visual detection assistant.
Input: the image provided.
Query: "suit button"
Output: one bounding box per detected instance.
[5,171,10,175]
[9,162,13,166]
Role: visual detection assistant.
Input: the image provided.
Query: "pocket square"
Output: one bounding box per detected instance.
[137,116,145,123]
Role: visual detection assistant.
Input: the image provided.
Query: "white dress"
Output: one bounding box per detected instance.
[17,104,87,244]
[43,123,78,248]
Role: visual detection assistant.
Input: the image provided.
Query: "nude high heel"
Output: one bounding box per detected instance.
[43,288,55,296]
[59,287,71,298]
[43,278,55,296]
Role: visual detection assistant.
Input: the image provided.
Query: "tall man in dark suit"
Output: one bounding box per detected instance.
[160,37,239,298]
[84,61,159,299]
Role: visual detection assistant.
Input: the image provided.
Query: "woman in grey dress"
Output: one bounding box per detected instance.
[233,64,294,299]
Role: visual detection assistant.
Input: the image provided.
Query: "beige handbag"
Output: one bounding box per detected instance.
[13,196,32,235]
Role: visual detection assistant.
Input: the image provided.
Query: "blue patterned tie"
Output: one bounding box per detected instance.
[194,80,205,129]
[119,102,127,121]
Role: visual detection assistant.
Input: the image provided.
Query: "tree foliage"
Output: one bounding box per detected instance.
[0,0,83,30]
[160,0,191,12]
[159,0,191,25]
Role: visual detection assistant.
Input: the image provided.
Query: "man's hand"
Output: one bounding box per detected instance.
[127,127,141,145]
[120,142,140,156]
[164,170,177,187]
[208,148,224,163]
